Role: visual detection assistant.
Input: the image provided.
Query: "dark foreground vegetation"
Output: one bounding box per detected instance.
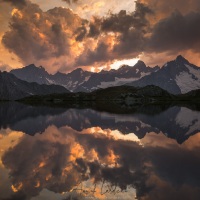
[15,85,200,114]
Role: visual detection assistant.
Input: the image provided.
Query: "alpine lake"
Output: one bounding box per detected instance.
[0,102,200,200]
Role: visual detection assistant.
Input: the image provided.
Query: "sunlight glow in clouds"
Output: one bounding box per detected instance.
[1,0,200,72]
[110,58,140,70]
[90,58,140,72]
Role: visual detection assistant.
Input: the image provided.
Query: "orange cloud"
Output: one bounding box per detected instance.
[2,1,89,73]
[2,0,200,73]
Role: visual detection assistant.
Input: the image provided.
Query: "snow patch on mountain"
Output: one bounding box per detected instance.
[140,72,151,77]
[175,70,200,93]
[185,64,200,79]
[97,72,151,89]
[46,78,55,84]
[84,76,90,82]
[98,77,140,88]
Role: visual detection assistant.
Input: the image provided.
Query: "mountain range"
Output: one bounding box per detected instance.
[0,71,69,100]
[128,55,200,94]
[10,55,200,94]
[10,61,159,92]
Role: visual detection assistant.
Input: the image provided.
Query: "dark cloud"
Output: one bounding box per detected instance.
[88,17,102,38]
[74,25,88,41]
[98,4,152,35]
[133,0,200,66]
[113,29,144,57]
[0,0,27,8]
[75,2,153,66]
[101,10,135,33]
[76,42,111,66]
[147,11,200,53]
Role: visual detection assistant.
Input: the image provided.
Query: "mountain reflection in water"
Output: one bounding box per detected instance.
[0,102,200,200]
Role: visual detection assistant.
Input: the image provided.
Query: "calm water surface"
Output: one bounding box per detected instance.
[0,102,200,200]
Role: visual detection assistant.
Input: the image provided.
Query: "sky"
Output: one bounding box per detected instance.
[0,0,200,73]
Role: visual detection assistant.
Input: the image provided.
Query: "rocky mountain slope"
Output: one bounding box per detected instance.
[10,55,200,94]
[11,61,159,92]
[0,71,69,100]
[74,61,159,92]
[128,55,200,94]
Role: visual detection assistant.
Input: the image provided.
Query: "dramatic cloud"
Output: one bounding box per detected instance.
[2,1,89,72]
[75,2,153,67]
[2,1,152,72]
[1,0,200,72]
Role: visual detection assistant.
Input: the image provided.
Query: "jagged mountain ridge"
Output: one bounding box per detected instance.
[53,68,92,91]
[128,55,200,94]
[74,61,159,92]
[10,55,200,94]
[10,65,93,92]
[11,61,159,92]
[0,71,69,100]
